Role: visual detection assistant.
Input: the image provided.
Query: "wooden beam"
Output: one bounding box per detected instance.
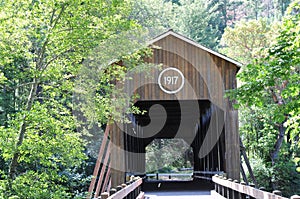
[94,141,111,198]
[87,125,110,199]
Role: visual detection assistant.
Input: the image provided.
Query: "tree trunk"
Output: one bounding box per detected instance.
[8,79,38,181]
[270,123,285,165]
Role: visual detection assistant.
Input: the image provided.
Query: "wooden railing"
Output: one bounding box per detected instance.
[212,175,300,199]
[145,171,223,181]
[146,173,193,180]
[99,176,144,199]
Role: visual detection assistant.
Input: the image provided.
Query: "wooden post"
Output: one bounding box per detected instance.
[222,177,227,198]
[109,188,117,196]
[225,108,240,180]
[110,123,125,187]
[273,190,282,196]
[215,175,219,193]
[227,178,233,199]
[291,195,300,199]
[233,180,239,199]
[240,181,247,199]
[134,177,141,198]
[249,183,256,199]
[100,192,109,199]
[116,185,122,191]
[240,137,257,187]
[259,187,266,191]
[218,181,222,195]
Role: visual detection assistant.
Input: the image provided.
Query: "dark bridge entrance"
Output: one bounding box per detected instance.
[124,100,225,190]
[124,100,225,177]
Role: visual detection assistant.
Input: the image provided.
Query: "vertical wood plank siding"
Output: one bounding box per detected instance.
[126,35,239,103]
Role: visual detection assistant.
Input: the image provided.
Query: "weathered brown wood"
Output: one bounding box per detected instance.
[87,125,110,199]
[101,163,111,193]
[106,178,143,199]
[94,141,111,198]
[110,122,125,188]
[213,175,288,199]
[101,192,109,199]
[128,35,240,101]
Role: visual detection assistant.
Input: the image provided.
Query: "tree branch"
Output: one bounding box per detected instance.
[8,78,38,182]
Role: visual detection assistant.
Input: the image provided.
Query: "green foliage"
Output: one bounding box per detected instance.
[146,139,192,173]
[229,0,300,143]
[0,0,138,198]
[229,1,300,196]
[129,0,176,32]
[220,19,279,64]
[248,158,273,189]
[129,0,224,49]
[1,102,85,166]
[0,72,6,84]
[130,0,293,51]
[249,154,300,196]
[11,171,70,199]
[174,0,220,50]
[272,155,300,196]
[242,0,291,20]
[74,29,158,126]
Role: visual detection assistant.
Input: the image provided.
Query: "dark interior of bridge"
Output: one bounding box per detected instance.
[123,100,225,190]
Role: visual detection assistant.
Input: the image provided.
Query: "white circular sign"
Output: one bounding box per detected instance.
[158,67,185,94]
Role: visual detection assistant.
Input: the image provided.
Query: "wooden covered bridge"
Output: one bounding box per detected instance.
[86,30,299,199]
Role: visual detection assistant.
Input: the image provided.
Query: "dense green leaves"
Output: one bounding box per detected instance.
[220,19,279,64]
[229,0,300,195]
[0,0,137,198]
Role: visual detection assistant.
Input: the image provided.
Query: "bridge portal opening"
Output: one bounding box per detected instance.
[145,138,193,181]
[124,100,226,181]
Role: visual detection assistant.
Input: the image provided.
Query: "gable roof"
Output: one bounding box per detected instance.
[150,29,243,68]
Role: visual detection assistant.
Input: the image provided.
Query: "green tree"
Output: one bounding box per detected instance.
[229,0,300,195]
[243,0,291,20]
[129,0,222,50]
[220,19,279,64]
[0,0,135,198]
[175,0,220,49]
[129,0,176,32]
[0,72,5,84]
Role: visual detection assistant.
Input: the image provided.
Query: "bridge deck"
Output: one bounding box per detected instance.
[144,190,215,199]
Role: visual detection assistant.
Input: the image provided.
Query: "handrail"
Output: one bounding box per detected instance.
[146,171,223,177]
[146,173,193,177]
[100,177,143,199]
[213,175,300,199]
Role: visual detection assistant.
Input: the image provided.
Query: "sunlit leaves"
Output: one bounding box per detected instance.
[11,171,70,198]
[230,1,300,129]
[0,0,137,197]
[228,4,300,192]
[220,19,279,64]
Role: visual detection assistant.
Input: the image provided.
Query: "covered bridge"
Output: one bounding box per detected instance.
[88,29,242,197]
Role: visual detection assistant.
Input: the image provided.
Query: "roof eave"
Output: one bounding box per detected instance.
[150,30,243,68]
